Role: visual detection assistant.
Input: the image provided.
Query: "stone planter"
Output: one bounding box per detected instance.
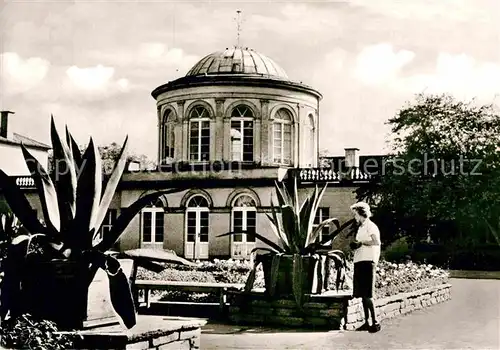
[261,255,321,297]
[21,259,89,330]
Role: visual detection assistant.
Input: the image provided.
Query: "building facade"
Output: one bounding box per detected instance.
[8,47,375,259]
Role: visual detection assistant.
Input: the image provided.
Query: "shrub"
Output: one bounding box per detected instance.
[383,236,411,263]
[0,314,76,350]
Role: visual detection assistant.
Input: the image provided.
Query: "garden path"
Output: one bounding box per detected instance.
[201,278,500,349]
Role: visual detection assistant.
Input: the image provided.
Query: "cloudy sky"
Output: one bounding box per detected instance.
[1,0,499,160]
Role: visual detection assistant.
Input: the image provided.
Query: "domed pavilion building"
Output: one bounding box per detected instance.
[153,47,321,168]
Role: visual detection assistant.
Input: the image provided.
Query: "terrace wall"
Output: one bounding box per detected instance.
[227,283,451,330]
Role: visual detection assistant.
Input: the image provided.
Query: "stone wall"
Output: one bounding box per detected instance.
[343,283,451,330]
[61,316,205,350]
[227,283,452,330]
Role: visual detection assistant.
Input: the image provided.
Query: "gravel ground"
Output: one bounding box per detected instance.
[201,278,500,349]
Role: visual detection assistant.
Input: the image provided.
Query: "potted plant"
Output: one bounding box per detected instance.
[219,179,355,307]
[0,116,184,330]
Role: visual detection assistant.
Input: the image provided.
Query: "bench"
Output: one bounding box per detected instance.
[134,280,245,314]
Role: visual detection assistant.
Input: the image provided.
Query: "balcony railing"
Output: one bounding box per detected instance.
[291,167,373,184]
[13,176,36,189]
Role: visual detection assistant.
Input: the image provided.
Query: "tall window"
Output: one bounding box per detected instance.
[313,207,330,241]
[273,108,293,165]
[162,110,175,161]
[231,106,254,162]
[232,195,257,243]
[189,106,210,162]
[186,195,209,244]
[305,114,315,167]
[141,207,164,245]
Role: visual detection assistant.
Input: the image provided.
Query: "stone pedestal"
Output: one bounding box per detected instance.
[85,259,135,328]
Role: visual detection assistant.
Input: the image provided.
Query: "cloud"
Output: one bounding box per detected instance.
[349,0,494,22]
[354,43,415,85]
[66,65,115,90]
[400,53,500,101]
[251,3,343,39]
[352,44,500,102]
[0,52,50,94]
[86,43,200,78]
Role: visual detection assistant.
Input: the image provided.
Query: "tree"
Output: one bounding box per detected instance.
[357,94,500,247]
[49,142,156,175]
[98,142,156,174]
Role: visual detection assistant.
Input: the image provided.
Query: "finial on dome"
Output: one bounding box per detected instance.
[234,10,244,48]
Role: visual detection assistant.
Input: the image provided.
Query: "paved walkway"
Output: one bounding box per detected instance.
[201,278,500,349]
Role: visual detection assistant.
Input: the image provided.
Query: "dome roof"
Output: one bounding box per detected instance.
[186,47,289,80]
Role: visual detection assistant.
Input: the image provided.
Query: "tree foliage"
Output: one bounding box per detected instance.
[357,94,500,246]
[49,142,156,174]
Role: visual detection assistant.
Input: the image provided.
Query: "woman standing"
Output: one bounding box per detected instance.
[349,201,382,333]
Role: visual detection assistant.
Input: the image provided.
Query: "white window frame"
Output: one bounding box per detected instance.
[189,107,210,162]
[231,112,254,162]
[162,124,175,161]
[185,195,210,259]
[313,207,330,242]
[141,207,165,246]
[231,194,257,258]
[273,109,293,165]
[305,114,315,167]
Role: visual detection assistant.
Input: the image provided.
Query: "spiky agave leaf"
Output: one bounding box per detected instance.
[304,183,329,248]
[268,198,292,251]
[104,255,136,329]
[327,250,347,291]
[50,116,77,234]
[268,254,281,296]
[0,170,46,235]
[306,217,340,248]
[21,145,61,235]
[281,204,304,253]
[298,188,316,239]
[66,127,83,172]
[292,254,304,308]
[218,230,283,253]
[305,219,356,253]
[92,136,129,234]
[74,138,102,248]
[96,189,186,252]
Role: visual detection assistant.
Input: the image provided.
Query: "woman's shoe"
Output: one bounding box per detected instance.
[356,322,370,331]
[368,322,381,333]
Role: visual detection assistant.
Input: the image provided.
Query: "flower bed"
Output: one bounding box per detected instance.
[373,260,449,298]
[137,258,449,303]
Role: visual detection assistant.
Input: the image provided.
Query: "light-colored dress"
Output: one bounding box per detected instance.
[353,219,381,264]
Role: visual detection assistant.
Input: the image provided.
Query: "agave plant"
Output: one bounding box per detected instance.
[219,179,355,307]
[0,116,183,329]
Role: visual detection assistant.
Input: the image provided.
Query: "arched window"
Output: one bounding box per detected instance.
[141,197,166,249]
[189,106,210,162]
[273,108,293,165]
[231,194,257,258]
[231,105,254,162]
[185,195,210,259]
[306,113,315,167]
[162,110,175,162]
